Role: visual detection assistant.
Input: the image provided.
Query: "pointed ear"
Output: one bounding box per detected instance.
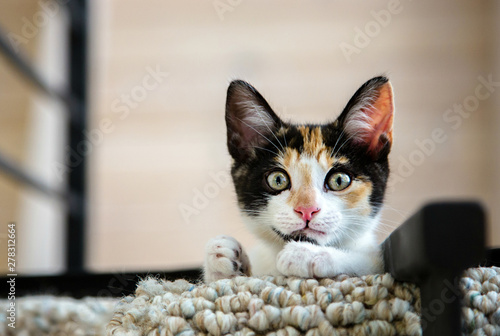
[225,80,282,160]
[337,76,394,159]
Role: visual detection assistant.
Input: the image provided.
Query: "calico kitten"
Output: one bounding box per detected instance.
[204,76,394,283]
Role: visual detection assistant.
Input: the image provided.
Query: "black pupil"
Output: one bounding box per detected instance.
[336,175,343,186]
[276,175,283,186]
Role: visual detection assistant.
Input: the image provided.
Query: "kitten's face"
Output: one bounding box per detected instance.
[225,77,394,247]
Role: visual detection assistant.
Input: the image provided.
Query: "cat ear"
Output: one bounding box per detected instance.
[225,80,282,160]
[337,76,394,159]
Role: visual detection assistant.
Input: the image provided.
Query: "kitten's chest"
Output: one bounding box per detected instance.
[249,242,282,276]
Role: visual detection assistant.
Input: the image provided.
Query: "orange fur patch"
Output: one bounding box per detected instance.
[341,180,373,216]
[279,147,299,168]
[288,185,316,209]
[298,126,323,156]
[298,126,338,170]
[288,160,316,208]
[337,156,349,165]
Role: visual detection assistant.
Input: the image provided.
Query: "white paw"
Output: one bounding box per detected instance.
[276,242,335,278]
[204,235,251,283]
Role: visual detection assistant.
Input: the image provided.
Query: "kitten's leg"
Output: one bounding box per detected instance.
[204,235,251,283]
[276,241,383,278]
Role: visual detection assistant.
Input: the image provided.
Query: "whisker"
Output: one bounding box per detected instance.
[253,146,279,156]
[331,128,346,155]
[333,130,363,157]
[253,106,286,155]
[237,117,284,156]
[281,124,288,149]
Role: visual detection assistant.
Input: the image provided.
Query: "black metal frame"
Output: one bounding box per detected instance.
[383,202,486,335]
[0,0,87,274]
[66,0,88,275]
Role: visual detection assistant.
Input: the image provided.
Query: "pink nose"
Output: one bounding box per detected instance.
[294,206,321,221]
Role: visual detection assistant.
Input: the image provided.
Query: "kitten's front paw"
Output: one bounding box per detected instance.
[276,242,334,278]
[204,235,251,283]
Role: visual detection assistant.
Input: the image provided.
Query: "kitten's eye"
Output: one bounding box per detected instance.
[326,172,351,191]
[266,170,290,191]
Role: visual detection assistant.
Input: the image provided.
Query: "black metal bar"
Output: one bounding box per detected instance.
[0,152,63,199]
[65,0,87,275]
[0,24,59,98]
[0,23,84,128]
[382,202,486,336]
[484,248,500,267]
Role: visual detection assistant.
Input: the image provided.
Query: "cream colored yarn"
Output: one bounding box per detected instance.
[107,274,422,336]
[0,295,118,336]
[462,267,500,335]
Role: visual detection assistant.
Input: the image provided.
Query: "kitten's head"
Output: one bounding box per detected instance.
[225,77,394,247]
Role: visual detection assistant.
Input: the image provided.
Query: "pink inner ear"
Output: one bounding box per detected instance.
[361,83,394,155]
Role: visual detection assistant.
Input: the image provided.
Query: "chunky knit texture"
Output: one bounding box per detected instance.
[461,268,500,335]
[106,274,420,336]
[2,267,500,335]
[0,295,118,336]
[106,268,500,336]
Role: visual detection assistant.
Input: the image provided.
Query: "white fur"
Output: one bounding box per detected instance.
[343,94,376,141]
[204,235,251,283]
[204,154,383,282]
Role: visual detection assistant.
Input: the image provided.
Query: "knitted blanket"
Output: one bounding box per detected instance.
[2,267,500,335]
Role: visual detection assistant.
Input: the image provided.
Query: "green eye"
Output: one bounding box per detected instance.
[266,170,290,191]
[327,172,351,191]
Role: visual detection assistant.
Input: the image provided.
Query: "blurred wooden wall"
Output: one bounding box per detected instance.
[87,1,499,272]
